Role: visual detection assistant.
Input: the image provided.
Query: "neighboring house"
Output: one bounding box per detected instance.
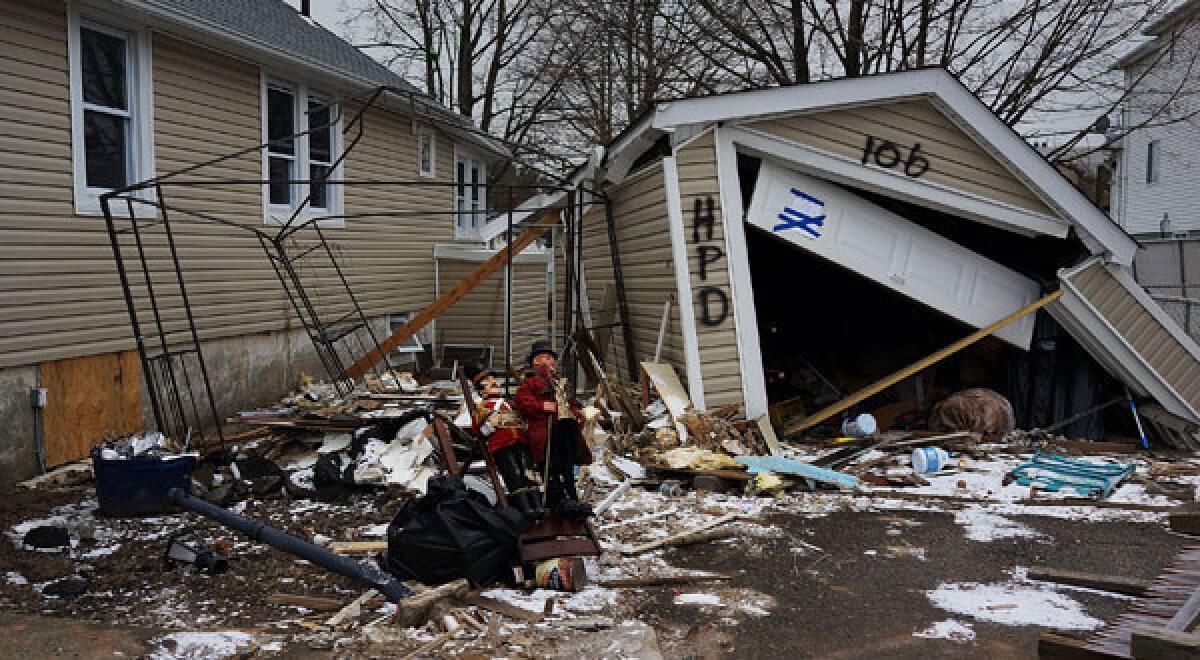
[0,0,551,486]
[557,68,1200,447]
[1111,0,1200,340]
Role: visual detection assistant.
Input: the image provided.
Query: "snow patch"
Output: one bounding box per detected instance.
[149,631,259,659]
[915,619,976,642]
[926,580,1103,630]
[674,592,722,606]
[954,507,1047,542]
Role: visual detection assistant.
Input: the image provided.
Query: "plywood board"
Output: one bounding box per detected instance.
[41,351,142,467]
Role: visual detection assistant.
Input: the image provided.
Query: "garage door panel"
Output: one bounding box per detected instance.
[747,159,1038,348]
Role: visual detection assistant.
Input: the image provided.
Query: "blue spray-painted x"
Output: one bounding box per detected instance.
[774,188,825,238]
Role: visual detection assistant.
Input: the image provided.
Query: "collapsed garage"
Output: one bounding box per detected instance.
[573,67,1200,448]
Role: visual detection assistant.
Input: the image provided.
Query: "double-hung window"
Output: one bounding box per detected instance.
[454,147,487,238]
[262,77,341,225]
[67,5,153,215]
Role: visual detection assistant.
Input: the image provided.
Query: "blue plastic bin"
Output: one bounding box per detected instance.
[91,448,195,516]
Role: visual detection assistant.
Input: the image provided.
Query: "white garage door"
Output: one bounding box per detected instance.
[746,160,1039,349]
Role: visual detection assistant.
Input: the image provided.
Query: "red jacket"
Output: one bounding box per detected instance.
[514,375,581,463]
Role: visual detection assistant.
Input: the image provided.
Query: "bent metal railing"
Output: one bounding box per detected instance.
[100,86,615,449]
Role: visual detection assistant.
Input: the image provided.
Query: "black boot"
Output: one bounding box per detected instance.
[494,447,535,516]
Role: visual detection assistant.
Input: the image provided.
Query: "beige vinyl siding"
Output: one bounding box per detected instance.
[0,0,469,372]
[566,165,685,385]
[675,131,742,408]
[0,0,137,367]
[1070,262,1200,409]
[436,257,550,366]
[747,100,1057,217]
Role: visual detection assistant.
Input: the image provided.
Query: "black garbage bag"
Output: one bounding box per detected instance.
[385,475,529,587]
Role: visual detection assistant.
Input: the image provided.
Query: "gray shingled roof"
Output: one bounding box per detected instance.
[139,0,423,95]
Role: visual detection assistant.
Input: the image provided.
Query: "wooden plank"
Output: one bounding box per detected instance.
[598,572,732,588]
[1170,511,1200,536]
[42,351,142,467]
[1026,567,1150,597]
[1037,631,1121,659]
[1131,624,1200,658]
[622,512,741,555]
[464,593,545,623]
[786,290,1063,436]
[267,593,345,612]
[641,362,692,416]
[1167,588,1200,632]
[345,211,559,379]
[329,540,389,555]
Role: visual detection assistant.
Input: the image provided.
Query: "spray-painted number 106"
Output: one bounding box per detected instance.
[861,135,930,178]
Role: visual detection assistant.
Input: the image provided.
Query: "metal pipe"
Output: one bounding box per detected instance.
[168,489,411,602]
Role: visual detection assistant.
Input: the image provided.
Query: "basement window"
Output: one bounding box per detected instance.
[262,77,342,226]
[67,8,154,216]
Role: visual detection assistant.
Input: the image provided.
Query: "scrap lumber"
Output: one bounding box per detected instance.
[643,463,753,481]
[464,594,544,623]
[786,290,1064,436]
[598,572,732,588]
[345,210,560,379]
[330,540,389,555]
[1131,624,1200,657]
[326,588,378,626]
[1170,507,1200,536]
[1037,631,1118,659]
[641,362,692,419]
[1026,567,1150,597]
[623,512,740,555]
[268,593,345,612]
[402,631,455,659]
[394,579,469,628]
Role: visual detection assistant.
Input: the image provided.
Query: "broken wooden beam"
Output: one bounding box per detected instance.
[1131,624,1200,658]
[345,211,559,379]
[267,593,345,612]
[622,512,740,555]
[464,593,544,623]
[1026,567,1150,597]
[597,572,732,588]
[786,290,1063,436]
[329,540,389,555]
[394,578,469,628]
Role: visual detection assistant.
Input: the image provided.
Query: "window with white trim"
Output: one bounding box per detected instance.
[454,147,486,237]
[262,77,342,224]
[67,5,153,215]
[417,129,435,177]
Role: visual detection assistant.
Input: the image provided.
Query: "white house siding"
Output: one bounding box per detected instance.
[1114,17,1200,236]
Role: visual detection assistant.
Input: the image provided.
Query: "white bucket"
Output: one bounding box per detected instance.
[912,447,949,474]
[841,413,878,437]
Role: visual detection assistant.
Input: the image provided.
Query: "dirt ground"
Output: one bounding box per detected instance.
[0,481,1190,658]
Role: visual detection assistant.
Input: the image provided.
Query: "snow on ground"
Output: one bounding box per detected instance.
[954,506,1048,543]
[674,592,722,606]
[149,631,260,659]
[914,619,976,642]
[926,579,1104,630]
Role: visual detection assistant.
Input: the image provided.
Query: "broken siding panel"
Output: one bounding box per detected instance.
[436,258,549,364]
[1070,263,1200,407]
[746,100,1057,217]
[675,133,743,408]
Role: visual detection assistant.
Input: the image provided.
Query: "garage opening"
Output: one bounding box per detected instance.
[739,156,1138,441]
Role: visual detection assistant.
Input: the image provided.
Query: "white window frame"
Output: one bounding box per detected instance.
[453,145,487,239]
[417,127,436,178]
[260,73,343,227]
[67,2,155,217]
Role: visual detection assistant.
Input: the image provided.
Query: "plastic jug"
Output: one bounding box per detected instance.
[912,447,949,474]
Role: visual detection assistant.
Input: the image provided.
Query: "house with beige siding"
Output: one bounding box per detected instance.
[563,68,1200,447]
[0,0,553,487]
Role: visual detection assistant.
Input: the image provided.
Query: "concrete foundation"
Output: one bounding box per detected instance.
[0,366,40,492]
[1,317,390,491]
